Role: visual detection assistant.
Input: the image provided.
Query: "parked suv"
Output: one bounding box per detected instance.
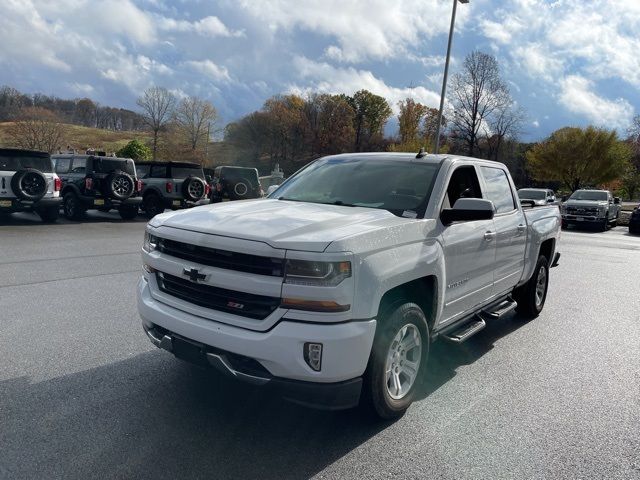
[136,161,210,219]
[0,148,61,222]
[561,189,621,231]
[210,166,262,202]
[52,154,143,220]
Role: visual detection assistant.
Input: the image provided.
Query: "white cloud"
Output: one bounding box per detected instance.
[237,0,464,63]
[532,120,540,128]
[158,15,244,38]
[558,75,634,131]
[513,44,563,81]
[184,60,231,83]
[290,57,441,113]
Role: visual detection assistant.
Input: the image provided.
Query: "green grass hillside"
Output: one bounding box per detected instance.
[0,122,152,154]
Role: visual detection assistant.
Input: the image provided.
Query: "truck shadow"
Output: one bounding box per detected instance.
[418,312,528,399]
[1,352,386,480]
[1,313,530,480]
[0,211,147,225]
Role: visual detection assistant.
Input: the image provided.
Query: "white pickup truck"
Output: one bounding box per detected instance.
[138,152,561,419]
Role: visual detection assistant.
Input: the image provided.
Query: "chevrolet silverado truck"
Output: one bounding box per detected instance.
[138,152,561,419]
[561,189,620,231]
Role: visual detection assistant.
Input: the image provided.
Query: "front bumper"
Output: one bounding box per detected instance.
[137,277,376,408]
[0,196,62,212]
[562,214,605,223]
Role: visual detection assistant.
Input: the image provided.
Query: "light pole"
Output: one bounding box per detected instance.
[434,0,469,154]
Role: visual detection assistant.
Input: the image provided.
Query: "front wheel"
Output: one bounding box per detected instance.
[143,194,164,219]
[63,192,85,220]
[362,302,429,420]
[514,255,549,319]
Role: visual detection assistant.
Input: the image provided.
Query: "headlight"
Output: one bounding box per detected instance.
[599,206,607,215]
[284,260,351,287]
[143,231,159,253]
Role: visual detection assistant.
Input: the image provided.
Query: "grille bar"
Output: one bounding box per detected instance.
[157,272,280,320]
[158,238,284,277]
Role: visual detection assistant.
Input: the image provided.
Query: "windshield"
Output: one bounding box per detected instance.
[0,155,53,172]
[569,191,608,201]
[92,158,135,175]
[518,189,546,200]
[172,167,204,179]
[271,156,441,216]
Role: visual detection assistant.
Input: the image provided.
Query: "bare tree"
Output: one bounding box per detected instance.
[137,86,176,159]
[174,96,218,153]
[6,107,65,153]
[450,51,511,157]
[483,103,526,162]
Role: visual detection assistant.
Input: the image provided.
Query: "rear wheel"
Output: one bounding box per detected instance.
[514,255,549,319]
[118,205,139,220]
[37,206,60,223]
[63,192,85,220]
[362,302,429,420]
[143,194,164,219]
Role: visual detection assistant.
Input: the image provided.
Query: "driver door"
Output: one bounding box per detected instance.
[439,165,496,325]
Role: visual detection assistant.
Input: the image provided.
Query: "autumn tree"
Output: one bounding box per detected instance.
[6,107,65,153]
[397,98,428,145]
[137,86,176,159]
[347,90,392,151]
[482,103,526,162]
[174,96,218,152]
[526,126,631,192]
[450,51,511,157]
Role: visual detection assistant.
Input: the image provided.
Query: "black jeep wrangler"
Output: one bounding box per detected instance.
[0,148,62,222]
[210,166,262,203]
[136,161,210,219]
[52,154,143,220]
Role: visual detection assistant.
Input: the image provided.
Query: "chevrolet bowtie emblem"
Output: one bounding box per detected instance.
[183,268,206,282]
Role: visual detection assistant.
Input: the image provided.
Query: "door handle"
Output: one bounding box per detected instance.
[517,224,526,233]
[484,231,496,241]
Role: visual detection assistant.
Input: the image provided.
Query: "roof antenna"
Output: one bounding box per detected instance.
[416,147,427,159]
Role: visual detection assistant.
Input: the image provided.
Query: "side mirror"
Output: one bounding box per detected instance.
[440,198,495,226]
[205,175,213,183]
[266,185,280,196]
[561,196,568,202]
[614,197,620,204]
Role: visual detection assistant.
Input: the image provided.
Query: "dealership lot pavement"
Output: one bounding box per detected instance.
[1,212,639,479]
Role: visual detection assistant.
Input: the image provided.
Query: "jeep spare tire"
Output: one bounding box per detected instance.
[229,178,251,200]
[10,168,48,202]
[106,172,134,200]
[182,176,206,201]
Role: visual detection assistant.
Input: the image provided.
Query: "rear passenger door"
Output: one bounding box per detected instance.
[479,166,526,297]
[439,165,496,324]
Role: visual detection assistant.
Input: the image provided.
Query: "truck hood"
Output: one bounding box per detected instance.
[565,199,608,207]
[151,199,406,252]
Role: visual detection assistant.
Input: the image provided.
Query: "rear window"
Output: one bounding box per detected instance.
[0,155,53,173]
[220,167,259,184]
[172,167,204,179]
[91,158,135,175]
[518,189,546,200]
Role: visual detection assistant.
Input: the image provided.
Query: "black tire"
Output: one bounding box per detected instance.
[182,177,206,202]
[11,169,48,202]
[561,220,568,230]
[229,178,252,200]
[514,255,549,319]
[118,205,139,220]
[63,192,85,220]
[143,194,164,219]
[600,218,608,231]
[105,172,135,200]
[362,302,430,420]
[37,206,60,223]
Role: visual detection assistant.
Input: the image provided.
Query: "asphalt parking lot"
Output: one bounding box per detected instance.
[1,211,639,480]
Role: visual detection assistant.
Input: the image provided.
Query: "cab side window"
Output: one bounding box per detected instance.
[480,166,516,214]
[55,158,71,174]
[150,165,168,178]
[136,165,150,179]
[71,157,87,174]
[442,166,483,209]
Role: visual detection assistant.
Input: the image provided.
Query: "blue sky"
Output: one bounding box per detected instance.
[1,0,639,141]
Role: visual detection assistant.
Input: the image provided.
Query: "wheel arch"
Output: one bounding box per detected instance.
[377,276,438,331]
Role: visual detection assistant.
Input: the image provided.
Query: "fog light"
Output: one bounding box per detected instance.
[304,343,323,372]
